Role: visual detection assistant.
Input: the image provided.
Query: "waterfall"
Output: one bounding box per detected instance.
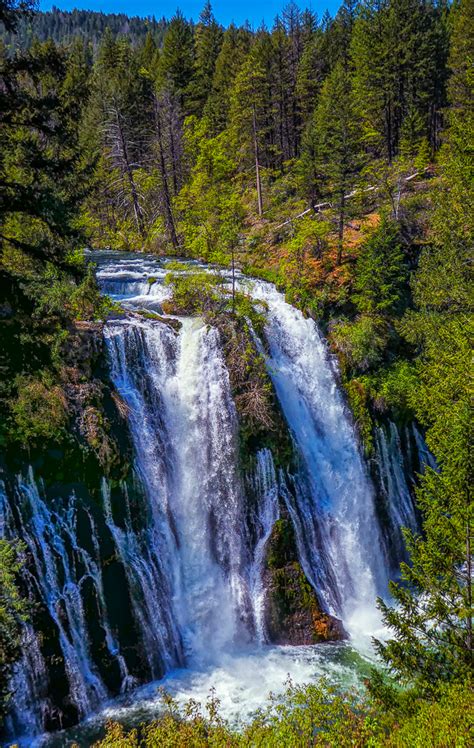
[104,316,256,665]
[3,624,50,740]
[0,473,111,738]
[245,449,280,643]
[0,484,50,740]
[375,422,418,562]
[9,473,108,713]
[0,466,175,740]
[1,253,427,740]
[374,420,434,568]
[413,423,437,472]
[240,278,389,626]
[100,477,181,679]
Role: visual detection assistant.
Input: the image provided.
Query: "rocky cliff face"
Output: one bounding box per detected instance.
[59,319,133,478]
[263,517,346,645]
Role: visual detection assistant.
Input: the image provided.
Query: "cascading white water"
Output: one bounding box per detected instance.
[11,472,108,714]
[375,422,418,536]
[104,315,257,665]
[0,484,51,740]
[374,420,436,569]
[245,449,280,643]
[238,278,389,630]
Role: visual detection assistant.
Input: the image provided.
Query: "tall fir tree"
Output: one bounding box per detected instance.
[191,2,223,116]
[204,23,251,133]
[351,0,448,161]
[158,10,195,115]
[304,60,362,263]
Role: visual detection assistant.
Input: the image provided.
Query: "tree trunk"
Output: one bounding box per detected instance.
[115,109,145,239]
[231,246,236,314]
[168,109,179,196]
[466,512,473,661]
[337,189,345,265]
[154,97,179,250]
[252,104,263,218]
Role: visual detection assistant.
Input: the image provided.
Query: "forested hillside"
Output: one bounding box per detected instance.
[0,0,472,744]
[0,6,167,53]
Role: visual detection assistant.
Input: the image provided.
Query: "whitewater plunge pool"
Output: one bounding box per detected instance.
[42,643,375,746]
[5,250,423,747]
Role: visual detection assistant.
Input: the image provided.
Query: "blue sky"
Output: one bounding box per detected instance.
[39,1,343,28]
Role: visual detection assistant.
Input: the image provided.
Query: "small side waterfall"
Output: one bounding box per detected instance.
[375,422,418,548]
[3,624,50,740]
[374,420,435,569]
[5,473,109,715]
[246,449,280,643]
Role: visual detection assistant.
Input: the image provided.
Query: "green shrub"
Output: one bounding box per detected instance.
[164,271,224,314]
[10,374,68,444]
[374,360,418,416]
[344,378,374,455]
[93,681,473,747]
[331,315,388,374]
[0,539,28,724]
[163,260,191,272]
[384,683,474,747]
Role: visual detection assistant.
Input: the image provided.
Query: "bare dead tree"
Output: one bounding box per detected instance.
[103,99,146,239]
[152,91,180,249]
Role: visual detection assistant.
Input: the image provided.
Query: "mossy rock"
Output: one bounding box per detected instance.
[263,517,346,644]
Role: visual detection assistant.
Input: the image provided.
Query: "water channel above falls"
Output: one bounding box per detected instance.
[3,251,426,746]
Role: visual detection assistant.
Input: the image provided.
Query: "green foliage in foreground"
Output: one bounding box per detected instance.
[164,269,267,334]
[164,270,225,313]
[94,680,473,747]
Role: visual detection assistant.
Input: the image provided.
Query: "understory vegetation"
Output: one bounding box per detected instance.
[0,0,472,739]
[94,680,474,747]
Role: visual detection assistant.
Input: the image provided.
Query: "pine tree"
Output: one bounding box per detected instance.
[304,61,362,263]
[271,17,293,165]
[353,217,406,316]
[204,23,251,133]
[0,37,90,265]
[158,10,195,114]
[137,30,159,71]
[295,23,328,127]
[150,85,183,248]
[191,2,223,116]
[229,45,273,216]
[0,0,34,32]
[351,0,448,161]
[176,122,244,263]
[83,32,150,241]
